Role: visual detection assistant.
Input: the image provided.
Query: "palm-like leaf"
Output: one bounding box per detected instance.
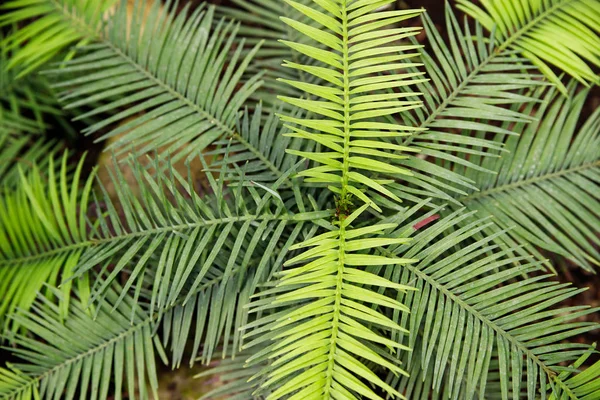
[0,286,164,400]
[243,1,428,398]
[387,5,548,205]
[379,205,600,399]
[0,153,93,332]
[457,84,600,271]
[457,0,600,94]
[0,0,116,77]
[45,2,265,165]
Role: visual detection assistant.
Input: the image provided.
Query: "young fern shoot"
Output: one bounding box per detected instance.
[245,1,426,399]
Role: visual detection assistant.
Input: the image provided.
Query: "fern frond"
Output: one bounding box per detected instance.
[0,286,164,400]
[0,153,93,332]
[242,1,428,398]
[380,206,600,399]
[457,0,600,94]
[547,346,600,400]
[457,84,600,271]
[0,0,116,78]
[246,203,417,399]
[44,2,266,165]
[385,5,549,204]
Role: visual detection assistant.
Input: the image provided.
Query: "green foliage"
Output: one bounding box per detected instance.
[47,2,264,163]
[0,153,93,332]
[0,0,116,77]
[457,84,600,272]
[456,0,600,94]
[0,0,599,399]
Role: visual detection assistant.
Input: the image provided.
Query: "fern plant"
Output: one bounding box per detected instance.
[1,0,599,399]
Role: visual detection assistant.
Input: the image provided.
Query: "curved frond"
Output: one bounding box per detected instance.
[0,153,93,332]
[457,84,600,271]
[387,4,548,205]
[457,0,600,93]
[45,2,265,165]
[380,206,600,399]
[0,286,163,400]
[0,0,116,77]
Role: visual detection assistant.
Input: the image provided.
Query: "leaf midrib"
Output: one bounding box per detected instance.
[46,0,284,179]
[0,214,288,267]
[402,0,569,147]
[459,161,599,203]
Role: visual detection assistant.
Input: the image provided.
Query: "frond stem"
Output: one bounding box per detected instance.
[46,0,285,180]
[0,214,292,267]
[459,161,599,203]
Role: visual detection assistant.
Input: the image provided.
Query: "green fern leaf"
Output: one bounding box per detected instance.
[456,0,600,94]
[44,2,266,166]
[0,153,94,332]
[0,0,117,78]
[457,83,600,272]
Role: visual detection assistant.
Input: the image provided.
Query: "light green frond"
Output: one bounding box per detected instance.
[44,2,265,165]
[380,206,600,399]
[277,0,425,210]
[0,153,93,332]
[456,0,600,94]
[246,203,416,399]
[243,2,426,398]
[0,0,117,78]
[547,346,600,400]
[457,83,600,272]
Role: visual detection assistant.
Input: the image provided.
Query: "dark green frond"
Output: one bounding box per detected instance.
[457,0,600,94]
[46,2,265,165]
[381,207,600,399]
[457,84,600,272]
[388,5,548,205]
[0,286,163,400]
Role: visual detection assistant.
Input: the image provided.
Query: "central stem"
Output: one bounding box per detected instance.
[324,2,351,397]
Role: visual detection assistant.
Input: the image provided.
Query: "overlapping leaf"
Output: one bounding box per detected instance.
[0,153,93,332]
[457,0,600,94]
[378,205,600,399]
[457,84,600,272]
